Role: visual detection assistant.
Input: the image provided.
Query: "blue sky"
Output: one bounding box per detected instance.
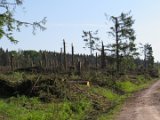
[1,0,160,61]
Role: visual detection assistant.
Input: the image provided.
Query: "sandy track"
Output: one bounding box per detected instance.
[116,80,160,120]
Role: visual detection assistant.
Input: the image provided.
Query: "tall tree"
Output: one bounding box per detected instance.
[144,44,154,71]
[63,40,67,71]
[107,11,136,73]
[0,0,46,43]
[71,43,74,67]
[82,30,99,55]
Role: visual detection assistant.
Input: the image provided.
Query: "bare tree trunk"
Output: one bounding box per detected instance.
[101,42,106,69]
[77,60,81,75]
[71,43,74,67]
[63,40,67,71]
[10,55,14,71]
[96,52,98,70]
[115,18,120,73]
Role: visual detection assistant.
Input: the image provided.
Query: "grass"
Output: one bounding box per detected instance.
[98,103,123,120]
[116,81,138,93]
[116,78,155,93]
[0,72,157,120]
[90,87,119,101]
[97,78,157,120]
[0,97,53,120]
[88,86,127,120]
[0,96,91,120]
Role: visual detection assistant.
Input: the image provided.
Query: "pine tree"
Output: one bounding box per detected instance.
[0,0,46,43]
[144,44,154,71]
[82,30,99,55]
[108,12,136,73]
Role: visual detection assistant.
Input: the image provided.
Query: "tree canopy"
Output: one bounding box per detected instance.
[0,0,46,43]
[82,30,99,55]
[107,11,137,73]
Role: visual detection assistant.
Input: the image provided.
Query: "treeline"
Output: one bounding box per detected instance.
[0,40,158,77]
[0,44,99,74]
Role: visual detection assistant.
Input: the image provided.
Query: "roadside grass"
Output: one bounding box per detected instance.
[116,81,138,93]
[97,103,123,120]
[116,78,155,93]
[90,87,119,101]
[97,77,157,120]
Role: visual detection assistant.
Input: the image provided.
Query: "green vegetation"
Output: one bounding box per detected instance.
[0,0,46,43]
[90,87,119,101]
[0,7,159,120]
[0,71,157,120]
[116,81,138,93]
[0,96,91,120]
[97,76,156,120]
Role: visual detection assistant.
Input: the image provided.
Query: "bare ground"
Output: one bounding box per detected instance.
[116,80,160,120]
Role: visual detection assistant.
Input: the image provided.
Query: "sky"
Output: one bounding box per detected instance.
[1,0,160,61]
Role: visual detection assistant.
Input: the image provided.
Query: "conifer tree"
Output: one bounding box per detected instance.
[0,0,46,43]
[108,11,136,73]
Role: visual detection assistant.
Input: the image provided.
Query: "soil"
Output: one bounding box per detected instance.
[116,80,160,120]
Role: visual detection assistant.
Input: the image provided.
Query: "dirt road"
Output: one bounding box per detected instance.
[116,80,160,120]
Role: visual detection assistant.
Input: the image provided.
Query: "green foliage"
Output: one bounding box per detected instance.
[144,44,154,71]
[91,87,119,101]
[0,97,53,120]
[0,96,91,120]
[136,75,147,84]
[97,103,123,120]
[82,30,99,55]
[58,99,91,120]
[97,75,155,120]
[0,0,46,43]
[0,72,156,120]
[116,75,152,93]
[107,11,137,73]
[116,81,138,93]
[120,57,136,73]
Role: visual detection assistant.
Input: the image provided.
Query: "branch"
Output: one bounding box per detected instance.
[15,17,47,34]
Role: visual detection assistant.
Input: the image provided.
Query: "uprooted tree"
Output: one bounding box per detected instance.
[0,0,46,43]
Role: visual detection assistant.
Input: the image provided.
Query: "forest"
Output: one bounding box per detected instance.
[0,39,158,77]
[0,23,159,119]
